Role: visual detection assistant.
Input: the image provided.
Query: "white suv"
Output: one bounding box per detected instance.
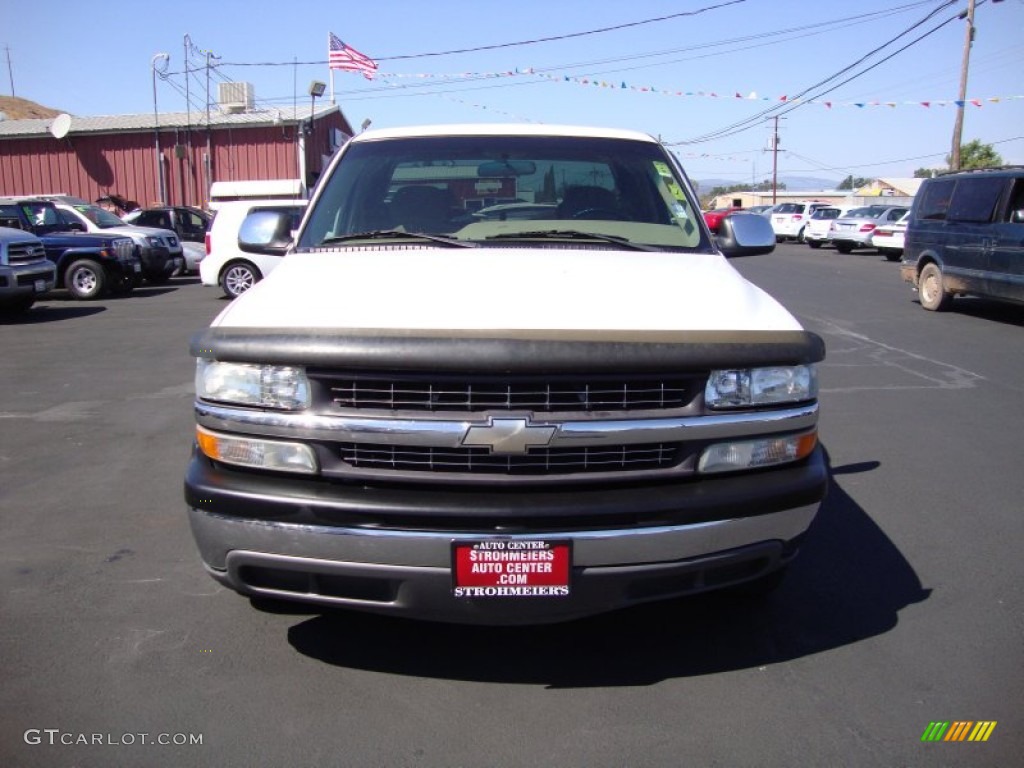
[770,201,831,242]
[199,199,307,298]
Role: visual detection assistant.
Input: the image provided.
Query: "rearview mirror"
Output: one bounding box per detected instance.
[477,160,537,177]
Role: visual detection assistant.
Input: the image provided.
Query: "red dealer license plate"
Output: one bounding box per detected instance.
[452,540,571,598]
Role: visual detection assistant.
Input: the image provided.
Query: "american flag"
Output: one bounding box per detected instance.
[329,33,377,78]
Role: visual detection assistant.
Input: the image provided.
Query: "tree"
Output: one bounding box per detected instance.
[837,175,871,190]
[946,139,1002,170]
[914,168,936,179]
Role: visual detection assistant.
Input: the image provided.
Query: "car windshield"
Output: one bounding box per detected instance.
[299,134,709,252]
[72,205,126,228]
[812,209,840,219]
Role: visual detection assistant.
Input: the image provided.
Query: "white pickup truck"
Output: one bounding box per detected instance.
[185,124,826,625]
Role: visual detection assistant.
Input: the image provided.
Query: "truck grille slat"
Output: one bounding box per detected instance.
[323,375,698,412]
[337,442,680,475]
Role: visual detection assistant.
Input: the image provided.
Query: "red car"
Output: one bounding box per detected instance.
[703,207,745,233]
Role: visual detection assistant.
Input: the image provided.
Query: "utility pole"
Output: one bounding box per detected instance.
[771,116,781,204]
[205,49,221,207]
[4,45,14,97]
[949,0,976,170]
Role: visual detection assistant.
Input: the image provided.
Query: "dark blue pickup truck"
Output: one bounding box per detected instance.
[0,198,142,299]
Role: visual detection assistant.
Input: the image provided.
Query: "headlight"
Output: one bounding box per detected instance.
[705,365,817,409]
[196,426,318,474]
[196,359,310,410]
[146,236,161,247]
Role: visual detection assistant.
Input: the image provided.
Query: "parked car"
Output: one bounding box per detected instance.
[900,167,1024,311]
[124,205,211,275]
[702,207,745,233]
[869,211,910,261]
[829,206,909,253]
[745,204,774,215]
[123,205,210,244]
[0,226,56,314]
[50,202,182,284]
[804,206,857,249]
[0,199,140,299]
[185,123,827,625]
[199,199,307,298]
[770,201,832,242]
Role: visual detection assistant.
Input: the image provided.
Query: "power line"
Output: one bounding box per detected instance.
[375,1,749,61]
[672,0,960,145]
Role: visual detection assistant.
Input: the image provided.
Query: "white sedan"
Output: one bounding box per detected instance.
[869,211,910,261]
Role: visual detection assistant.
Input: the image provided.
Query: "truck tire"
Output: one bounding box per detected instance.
[807,240,821,249]
[918,262,952,311]
[109,272,139,295]
[65,260,107,300]
[835,242,853,254]
[220,261,261,299]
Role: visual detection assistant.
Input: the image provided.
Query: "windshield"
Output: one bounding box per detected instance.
[72,205,126,228]
[299,135,709,252]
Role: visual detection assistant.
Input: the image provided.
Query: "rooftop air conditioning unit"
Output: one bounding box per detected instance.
[218,82,255,114]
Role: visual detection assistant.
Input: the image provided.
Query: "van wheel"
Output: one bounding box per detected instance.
[919,263,952,311]
[220,261,261,298]
[835,243,853,254]
[65,260,106,300]
[796,228,805,243]
[807,240,821,249]
[882,250,901,262]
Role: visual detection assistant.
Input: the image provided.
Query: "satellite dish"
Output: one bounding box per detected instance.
[50,113,72,139]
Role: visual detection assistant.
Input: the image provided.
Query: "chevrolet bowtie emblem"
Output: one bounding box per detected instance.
[462,418,558,455]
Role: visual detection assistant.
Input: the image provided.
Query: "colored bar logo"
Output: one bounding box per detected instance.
[921,721,997,742]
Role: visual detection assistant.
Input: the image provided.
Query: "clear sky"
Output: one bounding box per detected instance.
[4,0,1022,185]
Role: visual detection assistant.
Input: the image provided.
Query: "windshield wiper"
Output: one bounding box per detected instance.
[318,229,475,248]
[484,229,655,251]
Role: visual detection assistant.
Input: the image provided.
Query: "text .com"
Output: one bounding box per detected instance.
[24,730,203,746]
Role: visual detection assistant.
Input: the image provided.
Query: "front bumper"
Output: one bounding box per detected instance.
[185,445,827,624]
[0,264,57,301]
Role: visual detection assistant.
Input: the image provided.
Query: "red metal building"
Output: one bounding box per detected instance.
[0,103,353,209]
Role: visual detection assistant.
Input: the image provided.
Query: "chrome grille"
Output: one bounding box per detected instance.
[337,442,682,475]
[323,374,699,412]
[6,241,47,265]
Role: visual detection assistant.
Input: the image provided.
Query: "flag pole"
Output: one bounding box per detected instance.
[328,32,336,105]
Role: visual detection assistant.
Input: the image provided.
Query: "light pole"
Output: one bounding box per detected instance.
[305,81,326,190]
[151,53,170,204]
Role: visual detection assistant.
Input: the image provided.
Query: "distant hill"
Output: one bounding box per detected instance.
[695,175,844,192]
[0,95,64,120]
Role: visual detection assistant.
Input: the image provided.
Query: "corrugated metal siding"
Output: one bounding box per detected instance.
[0,110,349,208]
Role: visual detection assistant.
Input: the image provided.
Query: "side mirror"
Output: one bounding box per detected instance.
[715,213,776,257]
[238,211,293,256]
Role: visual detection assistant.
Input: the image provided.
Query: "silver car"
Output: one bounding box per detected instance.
[830,205,909,253]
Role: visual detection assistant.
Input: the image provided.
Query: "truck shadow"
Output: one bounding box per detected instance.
[1,305,106,324]
[935,298,1024,327]
[283,446,928,687]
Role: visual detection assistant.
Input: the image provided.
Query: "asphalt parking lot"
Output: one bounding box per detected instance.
[2,247,1022,767]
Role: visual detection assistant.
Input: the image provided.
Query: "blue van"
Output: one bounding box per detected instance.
[900,167,1024,311]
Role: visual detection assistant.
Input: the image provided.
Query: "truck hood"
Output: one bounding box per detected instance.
[212,246,803,332]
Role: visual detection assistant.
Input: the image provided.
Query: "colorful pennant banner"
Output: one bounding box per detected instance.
[371,68,1022,110]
